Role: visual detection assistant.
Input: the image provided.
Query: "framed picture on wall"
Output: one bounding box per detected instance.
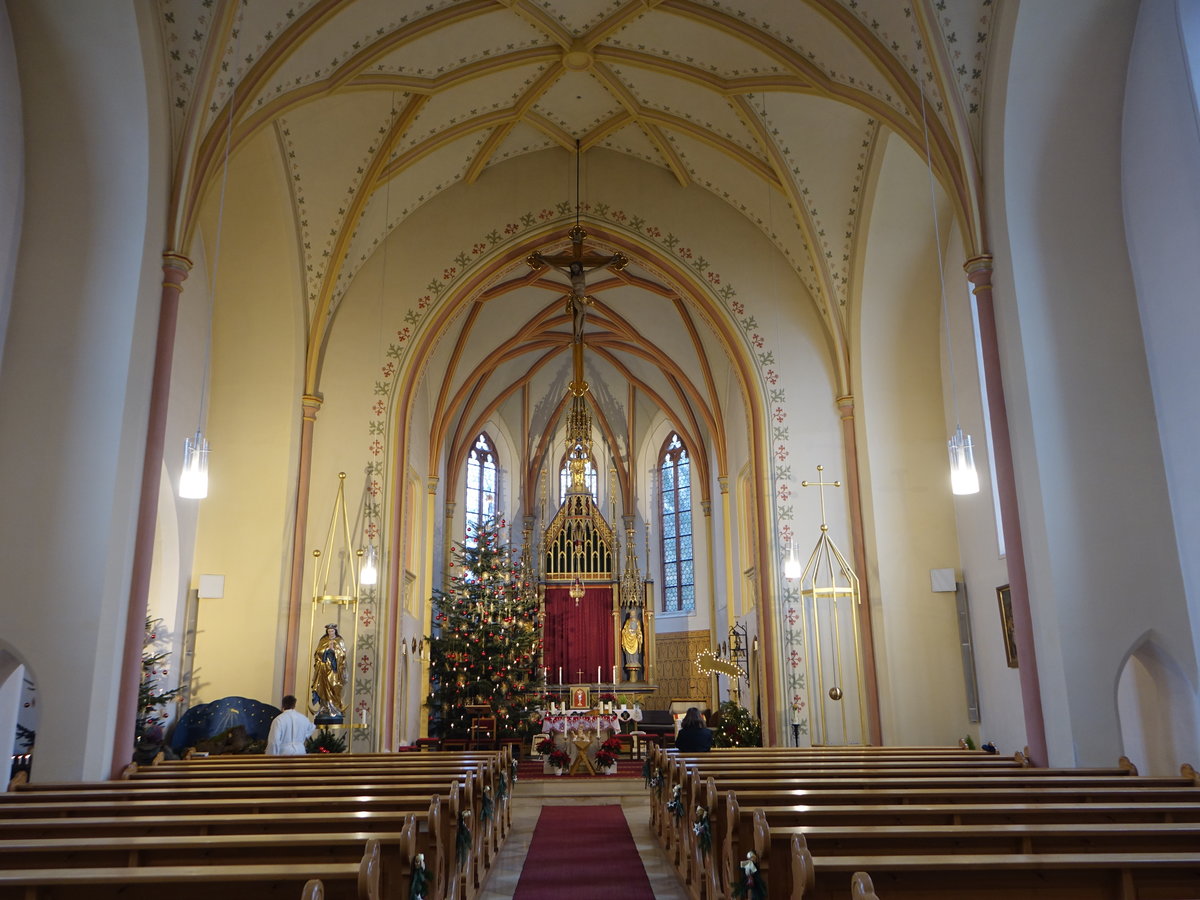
[996,584,1018,668]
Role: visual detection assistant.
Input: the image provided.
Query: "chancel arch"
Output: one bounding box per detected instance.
[372,195,786,743]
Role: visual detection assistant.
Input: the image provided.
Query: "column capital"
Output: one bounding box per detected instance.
[717,475,729,494]
[161,253,192,290]
[964,254,994,287]
[427,475,440,494]
[700,499,712,517]
[836,395,855,418]
[300,393,323,422]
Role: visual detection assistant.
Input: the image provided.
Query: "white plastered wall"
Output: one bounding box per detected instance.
[0,1,170,780]
[984,0,1196,766]
[187,126,305,708]
[0,4,21,372]
[855,132,971,747]
[1118,0,1200,772]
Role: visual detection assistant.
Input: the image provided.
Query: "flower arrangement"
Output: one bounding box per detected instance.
[548,748,570,770]
[595,735,622,770]
[598,692,618,703]
[536,736,555,755]
[304,729,346,754]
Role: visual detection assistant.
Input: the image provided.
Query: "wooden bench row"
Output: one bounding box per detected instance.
[648,747,1200,899]
[3,749,515,899]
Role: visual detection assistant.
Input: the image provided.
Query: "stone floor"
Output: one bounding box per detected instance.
[478,776,688,899]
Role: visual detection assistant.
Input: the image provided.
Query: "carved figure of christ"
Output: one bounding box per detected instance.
[527,226,628,343]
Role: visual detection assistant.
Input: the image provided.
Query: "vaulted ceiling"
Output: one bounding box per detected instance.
[160,0,996,486]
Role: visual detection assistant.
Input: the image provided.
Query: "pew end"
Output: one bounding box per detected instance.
[1182,763,1199,786]
[358,840,381,900]
[301,880,324,900]
[1119,756,1139,775]
[850,871,879,900]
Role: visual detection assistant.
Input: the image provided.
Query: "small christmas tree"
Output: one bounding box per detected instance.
[138,617,184,744]
[426,517,544,740]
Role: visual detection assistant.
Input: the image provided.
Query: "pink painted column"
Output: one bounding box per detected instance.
[965,255,1048,766]
[282,393,323,699]
[112,253,192,778]
[836,394,883,745]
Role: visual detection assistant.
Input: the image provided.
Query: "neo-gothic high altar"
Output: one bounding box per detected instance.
[537,263,655,693]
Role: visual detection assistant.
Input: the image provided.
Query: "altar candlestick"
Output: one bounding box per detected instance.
[558,667,562,685]
[612,665,617,684]
[597,666,601,684]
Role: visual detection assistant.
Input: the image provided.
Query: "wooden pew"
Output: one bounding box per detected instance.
[762,830,1200,899]
[664,755,1189,900]
[0,838,382,900]
[651,751,1039,894]
[0,827,408,897]
[0,789,461,899]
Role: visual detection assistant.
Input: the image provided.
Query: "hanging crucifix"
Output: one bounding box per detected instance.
[527,224,628,344]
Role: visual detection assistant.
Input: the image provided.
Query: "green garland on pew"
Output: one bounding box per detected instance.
[481,786,494,824]
[456,809,472,868]
[409,852,430,900]
[665,784,684,823]
[649,769,664,796]
[692,806,711,857]
[497,770,507,801]
[731,851,766,900]
[511,756,519,785]
[642,757,651,786]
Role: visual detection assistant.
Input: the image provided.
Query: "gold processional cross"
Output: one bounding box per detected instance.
[800,464,842,532]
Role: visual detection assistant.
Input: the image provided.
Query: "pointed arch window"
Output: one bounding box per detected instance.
[659,432,695,613]
[559,446,597,501]
[465,432,498,544]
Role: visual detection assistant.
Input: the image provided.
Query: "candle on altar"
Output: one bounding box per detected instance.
[596,666,601,684]
[558,667,562,685]
[612,665,617,685]
[359,708,367,726]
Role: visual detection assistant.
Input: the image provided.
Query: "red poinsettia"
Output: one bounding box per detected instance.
[548,749,570,769]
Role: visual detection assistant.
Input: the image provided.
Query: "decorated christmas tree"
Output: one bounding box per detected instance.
[427,517,544,739]
[138,617,184,744]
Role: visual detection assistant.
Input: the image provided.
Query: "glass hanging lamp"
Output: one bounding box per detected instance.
[179,429,210,499]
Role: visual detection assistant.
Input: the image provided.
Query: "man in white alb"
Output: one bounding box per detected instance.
[265,694,315,756]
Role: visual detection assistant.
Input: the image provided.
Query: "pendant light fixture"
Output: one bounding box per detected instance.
[357,92,397,586]
[919,83,979,495]
[181,20,241,499]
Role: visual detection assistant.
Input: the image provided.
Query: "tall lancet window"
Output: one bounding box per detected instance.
[465,432,498,545]
[659,432,695,613]
[559,446,598,501]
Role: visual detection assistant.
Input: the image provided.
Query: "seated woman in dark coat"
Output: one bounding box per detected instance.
[673,706,713,752]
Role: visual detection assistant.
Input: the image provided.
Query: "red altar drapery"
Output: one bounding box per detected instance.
[544,585,613,684]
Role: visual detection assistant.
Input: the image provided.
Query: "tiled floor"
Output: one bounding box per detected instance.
[479,777,688,899]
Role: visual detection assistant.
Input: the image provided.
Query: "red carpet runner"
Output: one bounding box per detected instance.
[513,804,655,899]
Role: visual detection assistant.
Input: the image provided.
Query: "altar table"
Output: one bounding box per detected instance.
[540,713,620,735]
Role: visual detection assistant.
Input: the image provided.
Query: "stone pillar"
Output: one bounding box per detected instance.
[835,394,883,745]
[282,393,323,698]
[965,255,1048,766]
[112,253,191,778]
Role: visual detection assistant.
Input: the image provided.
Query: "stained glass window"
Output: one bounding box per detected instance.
[659,433,695,612]
[465,432,498,544]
